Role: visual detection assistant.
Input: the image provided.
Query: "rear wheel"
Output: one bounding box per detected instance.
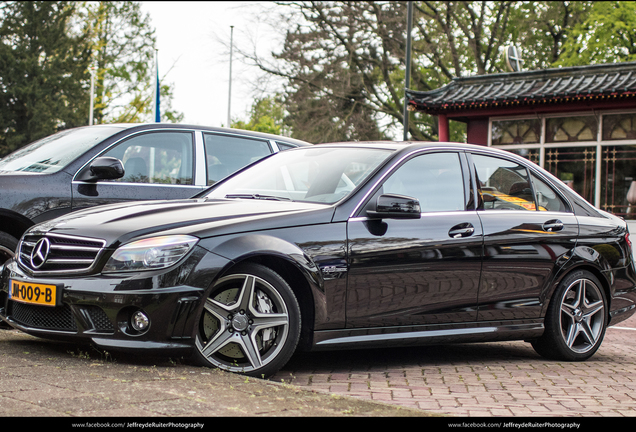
[532,270,607,361]
[193,263,301,378]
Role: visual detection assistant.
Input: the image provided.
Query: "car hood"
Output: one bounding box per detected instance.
[30,198,335,247]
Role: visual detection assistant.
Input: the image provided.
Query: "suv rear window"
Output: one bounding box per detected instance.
[0,126,125,174]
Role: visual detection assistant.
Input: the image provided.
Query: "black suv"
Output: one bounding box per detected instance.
[0,123,310,263]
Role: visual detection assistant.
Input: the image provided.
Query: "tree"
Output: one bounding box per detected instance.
[556,1,636,66]
[242,1,590,143]
[232,95,287,135]
[0,1,91,156]
[83,1,182,124]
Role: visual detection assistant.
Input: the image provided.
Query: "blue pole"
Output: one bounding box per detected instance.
[155,49,160,122]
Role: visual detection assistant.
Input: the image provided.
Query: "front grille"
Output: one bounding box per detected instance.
[11,301,77,332]
[18,233,106,275]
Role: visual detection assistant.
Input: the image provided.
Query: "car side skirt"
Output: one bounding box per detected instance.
[310,320,544,351]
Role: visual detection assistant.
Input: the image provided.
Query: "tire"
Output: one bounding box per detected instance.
[192,262,301,378]
[532,270,607,361]
[0,231,19,265]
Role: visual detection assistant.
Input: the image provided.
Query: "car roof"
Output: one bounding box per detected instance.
[314,140,522,157]
[90,123,312,147]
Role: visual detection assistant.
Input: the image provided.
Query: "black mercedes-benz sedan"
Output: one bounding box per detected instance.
[0,123,310,264]
[1,142,635,377]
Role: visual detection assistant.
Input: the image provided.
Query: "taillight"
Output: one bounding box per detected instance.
[626,231,632,250]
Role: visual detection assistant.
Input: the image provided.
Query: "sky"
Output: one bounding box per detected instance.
[140,1,282,127]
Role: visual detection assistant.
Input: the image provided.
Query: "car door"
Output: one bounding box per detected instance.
[71,130,204,210]
[469,152,579,321]
[346,151,483,328]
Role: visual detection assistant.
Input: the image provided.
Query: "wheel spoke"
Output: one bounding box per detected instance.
[251,312,288,332]
[204,298,232,321]
[561,302,576,319]
[572,281,584,308]
[236,275,257,312]
[236,332,263,369]
[565,322,580,348]
[583,299,604,320]
[580,321,597,345]
[200,327,235,358]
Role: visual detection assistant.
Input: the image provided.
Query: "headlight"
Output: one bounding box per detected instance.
[102,235,199,273]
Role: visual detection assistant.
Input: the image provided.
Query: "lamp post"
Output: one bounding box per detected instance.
[402,1,413,141]
[227,25,234,128]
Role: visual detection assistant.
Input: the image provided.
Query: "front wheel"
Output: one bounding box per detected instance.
[532,270,607,361]
[192,263,301,378]
[0,231,19,265]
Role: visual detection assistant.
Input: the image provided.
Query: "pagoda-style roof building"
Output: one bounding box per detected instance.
[405,61,636,218]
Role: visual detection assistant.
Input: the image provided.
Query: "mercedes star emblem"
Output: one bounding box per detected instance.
[30,238,51,269]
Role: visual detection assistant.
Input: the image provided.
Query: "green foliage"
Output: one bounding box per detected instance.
[84,1,182,124]
[0,1,183,157]
[231,96,285,135]
[250,1,605,142]
[0,1,91,156]
[557,1,636,66]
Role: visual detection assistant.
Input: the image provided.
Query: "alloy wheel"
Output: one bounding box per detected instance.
[195,265,299,376]
[559,277,605,354]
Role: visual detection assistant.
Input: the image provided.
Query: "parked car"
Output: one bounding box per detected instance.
[0,124,310,264]
[1,142,635,377]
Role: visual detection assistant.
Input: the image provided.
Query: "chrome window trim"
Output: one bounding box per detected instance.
[194,131,206,186]
[71,180,202,188]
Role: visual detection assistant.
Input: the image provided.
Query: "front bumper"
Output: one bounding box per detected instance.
[0,247,229,356]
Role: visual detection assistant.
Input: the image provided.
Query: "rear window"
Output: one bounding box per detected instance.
[0,126,125,174]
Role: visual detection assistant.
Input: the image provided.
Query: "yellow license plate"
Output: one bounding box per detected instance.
[9,280,58,307]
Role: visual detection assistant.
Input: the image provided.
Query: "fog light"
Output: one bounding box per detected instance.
[131,311,150,332]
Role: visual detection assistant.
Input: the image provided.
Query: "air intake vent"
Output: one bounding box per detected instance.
[18,233,106,275]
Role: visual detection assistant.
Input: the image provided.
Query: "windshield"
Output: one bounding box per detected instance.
[0,126,126,173]
[205,146,392,204]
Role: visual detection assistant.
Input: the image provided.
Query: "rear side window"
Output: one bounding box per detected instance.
[530,172,569,212]
[276,142,296,151]
[472,154,536,211]
[204,134,272,185]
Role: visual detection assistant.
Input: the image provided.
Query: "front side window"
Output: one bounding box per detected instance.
[472,154,537,211]
[382,152,465,212]
[102,131,194,185]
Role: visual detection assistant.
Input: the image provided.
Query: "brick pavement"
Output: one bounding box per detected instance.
[273,313,636,416]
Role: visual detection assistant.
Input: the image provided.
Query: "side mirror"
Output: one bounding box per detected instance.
[367,194,421,220]
[77,157,124,181]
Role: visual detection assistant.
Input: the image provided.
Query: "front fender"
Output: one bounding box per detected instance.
[199,234,322,289]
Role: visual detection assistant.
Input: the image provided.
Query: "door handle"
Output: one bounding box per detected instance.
[449,223,475,238]
[543,219,564,232]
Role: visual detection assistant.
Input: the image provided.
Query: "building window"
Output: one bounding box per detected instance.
[489,111,636,219]
[546,116,597,142]
[491,119,541,145]
[544,147,596,205]
[602,113,636,140]
[601,145,636,216]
